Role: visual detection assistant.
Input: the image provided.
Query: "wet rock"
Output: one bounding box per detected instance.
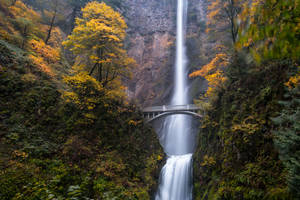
[124,0,211,106]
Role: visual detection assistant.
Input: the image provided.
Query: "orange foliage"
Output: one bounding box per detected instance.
[29,54,54,76]
[9,1,41,21]
[27,38,62,77]
[189,53,229,78]
[42,26,63,48]
[29,39,60,63]
[285,66,300,89]
[190,45,230,99]
[205,70,227,97]
[0,0,47,47]
[206,0,226,26]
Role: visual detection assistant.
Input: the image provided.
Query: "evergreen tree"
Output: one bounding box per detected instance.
[272,68,300,198]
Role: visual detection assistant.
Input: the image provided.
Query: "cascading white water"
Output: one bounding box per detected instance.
[155,0,195,199]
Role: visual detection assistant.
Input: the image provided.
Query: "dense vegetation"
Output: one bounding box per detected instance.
[192,0,299,199]
[0,1,163,199]
[0,0,299,199]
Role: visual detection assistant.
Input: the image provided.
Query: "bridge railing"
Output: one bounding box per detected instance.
[143,104,202,113]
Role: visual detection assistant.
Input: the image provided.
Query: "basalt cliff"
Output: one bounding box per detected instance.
[124,0,211,106]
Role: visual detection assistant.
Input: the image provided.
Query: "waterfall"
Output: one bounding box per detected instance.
[155,0,195,199]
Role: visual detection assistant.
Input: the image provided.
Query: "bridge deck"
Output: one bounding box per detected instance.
[142,104,201,113]
[142,104,203,122]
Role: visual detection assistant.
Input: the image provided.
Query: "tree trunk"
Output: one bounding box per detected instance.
[70,6,80,33]
[97,49,103,82]
[231,16,236,43]
[98,64,103,82]
[45,10,57,45]
[21,24,28,49]
[89,63,98,76]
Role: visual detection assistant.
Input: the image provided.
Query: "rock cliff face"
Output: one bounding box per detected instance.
[124,0,211,106]
[186,0,218,100]
[124,0,176,107]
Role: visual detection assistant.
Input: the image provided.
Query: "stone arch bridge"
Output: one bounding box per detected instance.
[142,104,203,123]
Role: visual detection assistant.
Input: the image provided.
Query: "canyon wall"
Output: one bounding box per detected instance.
[124,0,211,106]
[124,0,176,107]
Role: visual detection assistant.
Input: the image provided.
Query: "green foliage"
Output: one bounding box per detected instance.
[193,1,299,198]
[0,29,162,199]
[0,0,45,48]
[271,81,300,198]
[238,0,300,62]
[0,2,162,199]
[193,59,296,200]
[0,40,28,67]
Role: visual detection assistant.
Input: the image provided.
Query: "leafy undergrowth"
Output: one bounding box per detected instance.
[0,39,163,200]
[193,59,298,200]
[0,1,163,199]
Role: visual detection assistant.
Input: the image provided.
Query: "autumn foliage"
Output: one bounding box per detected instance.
[63,1,135,87]
[237,0,300,62]
[0,1,162,199]
[193,0,299,199]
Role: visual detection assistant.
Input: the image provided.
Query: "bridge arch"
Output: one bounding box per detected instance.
[145,111,203,123]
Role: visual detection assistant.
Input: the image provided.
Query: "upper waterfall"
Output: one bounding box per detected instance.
[172,0,188,106]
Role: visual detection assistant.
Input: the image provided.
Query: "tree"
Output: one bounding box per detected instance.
[67,0,92,32]
[43,0,59,45]
[207,0,244,43]
[272,73,300,198]
[189,0,244,107]
[63,72,105,126]
[14,17,33,49]
[67,0,126,33]
[63,1,134,87]
[189,45,230,108]
[237,0,300,62]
